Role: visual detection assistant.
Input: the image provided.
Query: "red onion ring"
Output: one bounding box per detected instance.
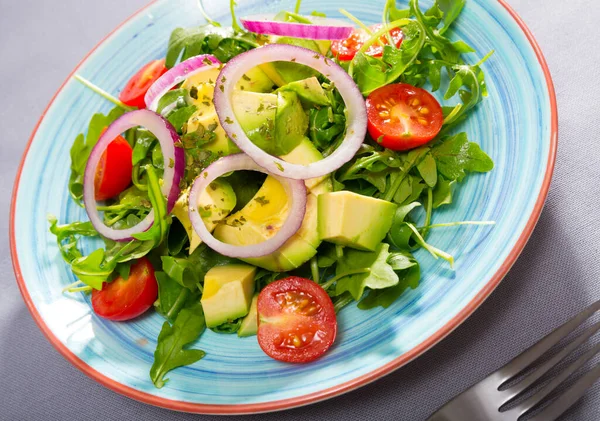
[240,14,353,40]
[144,54,221,111]
[213,44,367,180]
[188,154,307,258]
[83,109,184,241]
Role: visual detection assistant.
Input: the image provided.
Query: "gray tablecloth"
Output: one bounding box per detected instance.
[1,0,599,420]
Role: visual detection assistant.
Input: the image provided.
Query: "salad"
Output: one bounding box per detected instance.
[50,0,494,388]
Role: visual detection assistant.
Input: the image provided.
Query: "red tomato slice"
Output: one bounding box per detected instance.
[92,258,158,321]
[366,83,444,151]
[94,134,133,201]
[331,24,403,61]
[119,59,167,109]
[257,277,337,363]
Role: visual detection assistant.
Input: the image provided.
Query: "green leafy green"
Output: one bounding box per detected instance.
[162,244,238,290]
[210,318,243,334]
[132,128,157,166]
[431,133,494,181]
[155,271,195,321]
[351,20,425,95]
[358,252,420,309]
[387,202,421,250]
[334,243,400,300]
[150,301,207,388]
[132,166,169,244]
[437,0,466,34]
[166,25,257,68]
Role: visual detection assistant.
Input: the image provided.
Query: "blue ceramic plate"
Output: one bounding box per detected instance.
[10,0,557,414]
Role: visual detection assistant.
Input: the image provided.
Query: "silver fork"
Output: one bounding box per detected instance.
[427,299,600,421]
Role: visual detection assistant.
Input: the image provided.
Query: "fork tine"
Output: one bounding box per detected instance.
[527,362,600,421]
[508,340,600,418]
[496,299,600,383]
[501,321,600,402]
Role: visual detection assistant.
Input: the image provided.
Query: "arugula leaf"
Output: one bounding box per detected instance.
[210,318,243,334]
[132,166,169,243]
[132,128,157,166]
[161,256,201,290]
[416,152,437,188]
[150,301,206,388]
[167,105,197,134]
[48,216,98,262]
[432,177,455,208]
[308,86,346,151]
[384,0,410,21]
[68,106,125,204]
[167,218,189,256]
[155,271,194,321]
[431,132,494,182]
[387,202,421,250]
[162,243,239,290]
[437,0,466,34]
[358,252,420,309]
[335,243,400,300]
[166,25,256,68]
[351,20,425,95]
[70,249,111,290]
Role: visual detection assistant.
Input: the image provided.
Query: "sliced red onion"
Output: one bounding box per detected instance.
[241,14,353,40]
[144,54,221,111]
[188,154,307,258]
[83,109,184,242]
[213,44,367,180]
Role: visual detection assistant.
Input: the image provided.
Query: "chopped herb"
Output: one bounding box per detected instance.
[275,162,284,172]
[189,86,198,100]
[254,196,270,205]
[224,117,234,124]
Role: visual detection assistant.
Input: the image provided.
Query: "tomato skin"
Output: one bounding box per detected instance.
[94,135,133,201]
[331,25,403,61]
[119,59,167,109]
[92,258,158,321]
[257,277,337,363]
[366,83,444,151]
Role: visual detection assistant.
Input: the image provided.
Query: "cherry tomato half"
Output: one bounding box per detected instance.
[92,258,158,321]
[366,83,444,151]
[119,59,167,109]
[331,24,403,61]
[94,134,133,201]
[257,277,337,363]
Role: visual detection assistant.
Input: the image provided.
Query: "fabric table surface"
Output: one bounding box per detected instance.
[1,0,599,419]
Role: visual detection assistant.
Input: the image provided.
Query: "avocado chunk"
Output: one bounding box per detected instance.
[279,137,330,192]
[183,69,239,156]
[273,90,308,155]
[201,264,256,328]
[231,90,308,156]
[231,90,277,153]
[182,67,273,156]
[235,66,275,93]
[213,176,320,272]
[318,192,397,251]
[278,77,330,106]
[212,140,332,271]
[231,91,278,155]
[171,179,237,254]
[259,37,321,87]
[238,294,259,337]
